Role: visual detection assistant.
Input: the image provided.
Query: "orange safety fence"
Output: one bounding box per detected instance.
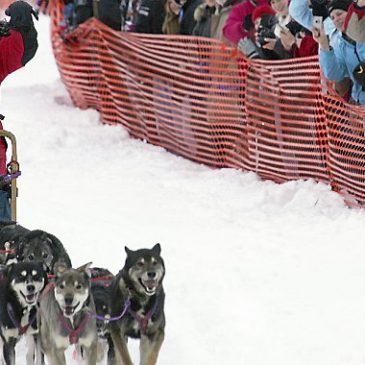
[49,0,365,206]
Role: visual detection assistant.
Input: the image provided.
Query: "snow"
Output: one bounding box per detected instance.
[2,15,365,365]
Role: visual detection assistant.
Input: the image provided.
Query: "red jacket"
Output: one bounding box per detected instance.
[0,30,23,175]
[293,35,318,58]
[0,30,24,85]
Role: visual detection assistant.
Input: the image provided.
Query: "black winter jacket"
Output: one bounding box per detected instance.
[135,0,165,33]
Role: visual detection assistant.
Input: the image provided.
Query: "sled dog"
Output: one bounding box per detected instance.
[109,243,165,365]
[0,262,47,365]
[39,262,97,365]
[0,223,72,272]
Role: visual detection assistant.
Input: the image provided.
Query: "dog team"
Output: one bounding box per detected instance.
[0,222,166,365]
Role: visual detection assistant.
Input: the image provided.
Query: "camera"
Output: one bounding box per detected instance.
[285,19,303,36]
[256,14,277,47]
[0,19,10,38]
[310,0,329,18]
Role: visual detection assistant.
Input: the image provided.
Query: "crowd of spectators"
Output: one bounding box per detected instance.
[58,0,365,106]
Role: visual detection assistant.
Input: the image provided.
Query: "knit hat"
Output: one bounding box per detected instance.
[251,5,276,23]
[327,0,352,14]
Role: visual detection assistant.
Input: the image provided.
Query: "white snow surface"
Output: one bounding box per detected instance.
[1,15,365,365]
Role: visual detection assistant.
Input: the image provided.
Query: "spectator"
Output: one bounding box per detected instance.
[192,0,216,37]
[312,8,365,104]
[0,1,38,221]
[64,0,123,32]
[162,0,181,34]
[289,0,349,47]
[344,0,365,43]
[192,0,243,43]
[291,0,352,99]
[135,0,166,33]
[238,5,290,59]
[210,0,242,44]
[180,0,203,34]
[270,0,318,57]
[223,0,269,46]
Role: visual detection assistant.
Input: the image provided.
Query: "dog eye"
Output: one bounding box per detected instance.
[136,261,144,267]
[59,284,65,289]
[76,284,82,290]
[42,253,48,259]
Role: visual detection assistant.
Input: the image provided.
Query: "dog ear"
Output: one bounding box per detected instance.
[54,261,68,277]
[152,243,161,255]
[36,262,48,287]
[77,262,93,278]
[125,246,134,256]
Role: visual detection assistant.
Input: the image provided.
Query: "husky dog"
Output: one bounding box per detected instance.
[109,243,165,365]
[0,262,47,365]
[0,223,72,272]
[39,262,97,365]
[89,267,115,364]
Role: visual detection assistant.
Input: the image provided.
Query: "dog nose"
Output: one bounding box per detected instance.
[27,284,35,293]
[147,271,156,279]
[65,296,73,305]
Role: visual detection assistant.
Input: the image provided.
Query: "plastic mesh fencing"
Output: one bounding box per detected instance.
[49,0,365,206]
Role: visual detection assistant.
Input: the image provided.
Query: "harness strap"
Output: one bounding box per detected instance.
[6,303,36,336]
[94,297,130,322]
[59,311,91,345]
[128,299,158,334]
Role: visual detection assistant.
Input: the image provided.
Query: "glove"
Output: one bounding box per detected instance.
[5,1,39,66]
[238,38,260,59]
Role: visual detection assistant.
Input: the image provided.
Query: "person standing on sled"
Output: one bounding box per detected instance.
[0,1,38,221]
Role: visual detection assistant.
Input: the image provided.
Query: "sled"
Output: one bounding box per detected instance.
[0,129,20,221]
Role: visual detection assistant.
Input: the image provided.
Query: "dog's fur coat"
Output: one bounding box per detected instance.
[0,223,72,272]
[89,267,115,364]
[39,262,98,365]
[109,244,165,365]
[0,261,47,365]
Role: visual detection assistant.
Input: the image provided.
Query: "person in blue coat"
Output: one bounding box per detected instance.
[313,21,365,105]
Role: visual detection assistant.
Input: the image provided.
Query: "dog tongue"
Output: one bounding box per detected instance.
[145,280,157,290]
[65,306,74,315]
[26,294,35,302]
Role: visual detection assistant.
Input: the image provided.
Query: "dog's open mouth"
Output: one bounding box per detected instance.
[140,279,158,296]
[63,302,80,316]
[21,292,37,304]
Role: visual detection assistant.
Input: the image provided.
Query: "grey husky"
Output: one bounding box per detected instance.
[109,243,165,365]
[39,262,97,365]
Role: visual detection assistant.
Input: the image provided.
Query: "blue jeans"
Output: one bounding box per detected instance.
[0,190,11,222]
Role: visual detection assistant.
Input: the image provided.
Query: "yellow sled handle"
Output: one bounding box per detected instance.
[0,130,18,222]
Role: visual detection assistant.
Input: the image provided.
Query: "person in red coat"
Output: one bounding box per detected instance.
[0,1,38,221]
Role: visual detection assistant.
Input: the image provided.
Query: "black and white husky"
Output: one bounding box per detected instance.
[0,261,47,365]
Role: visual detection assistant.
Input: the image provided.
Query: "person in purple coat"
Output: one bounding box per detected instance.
[222,0,269,45]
